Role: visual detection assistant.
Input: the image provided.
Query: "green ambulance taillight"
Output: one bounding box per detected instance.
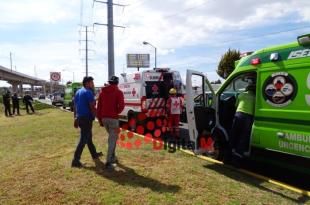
[297,33,310,46]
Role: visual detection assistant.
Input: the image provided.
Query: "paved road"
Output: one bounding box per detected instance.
[37,98,52,105]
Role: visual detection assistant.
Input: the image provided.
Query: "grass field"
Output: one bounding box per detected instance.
[0,107,309,205]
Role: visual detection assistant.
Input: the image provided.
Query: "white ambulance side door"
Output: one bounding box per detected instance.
[186,69,215,151]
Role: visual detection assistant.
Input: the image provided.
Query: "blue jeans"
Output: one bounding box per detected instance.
[230,112,254,154]
[73,117,98,162]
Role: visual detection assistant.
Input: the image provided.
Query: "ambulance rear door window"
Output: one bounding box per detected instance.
[145,81,164,98]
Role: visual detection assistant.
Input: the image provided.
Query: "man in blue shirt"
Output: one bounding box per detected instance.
[71,76,102,168]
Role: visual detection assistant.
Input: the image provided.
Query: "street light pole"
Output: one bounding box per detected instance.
[10,52,13,71]
[154,47,157,69]
[143,41,157,69]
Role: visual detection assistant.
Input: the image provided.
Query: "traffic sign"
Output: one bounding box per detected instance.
[50,72,61,82]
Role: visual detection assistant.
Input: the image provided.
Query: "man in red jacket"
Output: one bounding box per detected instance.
[97,76,124,169]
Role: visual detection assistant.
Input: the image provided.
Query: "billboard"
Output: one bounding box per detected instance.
[127,54,150,68]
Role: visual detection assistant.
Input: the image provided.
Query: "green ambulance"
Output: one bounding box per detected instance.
[186,33,310,163]
[63,82,82,111]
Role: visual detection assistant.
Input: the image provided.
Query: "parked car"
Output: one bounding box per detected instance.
[51,92,64,106]
[38,94,46,99]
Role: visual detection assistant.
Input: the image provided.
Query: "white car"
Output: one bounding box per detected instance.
[51,92,64,106]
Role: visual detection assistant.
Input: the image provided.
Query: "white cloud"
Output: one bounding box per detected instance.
[0,0,77,24]
[120,0,310,47]
[1,0,310,88]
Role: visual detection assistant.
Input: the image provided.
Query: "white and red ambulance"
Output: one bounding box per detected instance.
[118,68,183,136]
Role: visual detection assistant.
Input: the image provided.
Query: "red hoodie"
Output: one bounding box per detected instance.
[96,84,125,119]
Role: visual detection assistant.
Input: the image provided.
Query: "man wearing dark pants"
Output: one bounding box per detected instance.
[72,76,102,168]
[3,90,12,117]
[23,93,35,114]
[12,93,20,115]
[230,83,256,159]
[97,76,124,169]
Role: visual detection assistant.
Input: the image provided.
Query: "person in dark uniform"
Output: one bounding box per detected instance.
[3,90,12,117]
[23,93,35,114]
[12,93,20,115]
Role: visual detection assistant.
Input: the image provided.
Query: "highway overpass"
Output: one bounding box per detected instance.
[0,65,64,95]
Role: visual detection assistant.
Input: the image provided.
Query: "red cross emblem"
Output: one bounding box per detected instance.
[152,84,158,92]
[173,99,180,108]
[275,81,283,90]
[133,73,141,80]
[132,88,136,96]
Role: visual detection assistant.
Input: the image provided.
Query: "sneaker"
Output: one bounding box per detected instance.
[111,157,119,164]
[71,160,83,168]
[105,162,116,170]
[93,152,103,159]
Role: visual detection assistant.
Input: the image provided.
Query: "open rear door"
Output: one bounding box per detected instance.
[186,70,215,152]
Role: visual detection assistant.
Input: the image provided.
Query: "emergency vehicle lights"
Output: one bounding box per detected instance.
[270,53,279,61]
[297,34,310,46]
[240,51,253,58]
[251,58,261,65]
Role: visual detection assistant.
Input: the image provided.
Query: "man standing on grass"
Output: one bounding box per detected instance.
[97,76,124,169]
[12,93,20,115]
[72,76,102,168]
[23,93,35,114]
[3,90,12,117]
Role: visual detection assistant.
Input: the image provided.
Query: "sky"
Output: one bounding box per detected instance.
[0,0,310,87]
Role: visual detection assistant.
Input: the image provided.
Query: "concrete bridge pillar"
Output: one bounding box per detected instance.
[7,81,19,94]
[19,83,23,95]
[43,85,46,96]
[31,85,34,97]
[12,82,19,94]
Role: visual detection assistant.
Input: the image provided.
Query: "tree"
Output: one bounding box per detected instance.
[217,49,240,79]
[211,79,221,84]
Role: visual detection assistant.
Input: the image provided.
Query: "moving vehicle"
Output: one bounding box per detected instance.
[186,33,310,165]
[63,82,82,111]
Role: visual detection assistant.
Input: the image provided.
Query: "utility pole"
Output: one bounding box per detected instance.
[107,0,114,77]
[93,0,126,79]
[10,52,12,71]
[79,26,95,77]
[34,65,37,78]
